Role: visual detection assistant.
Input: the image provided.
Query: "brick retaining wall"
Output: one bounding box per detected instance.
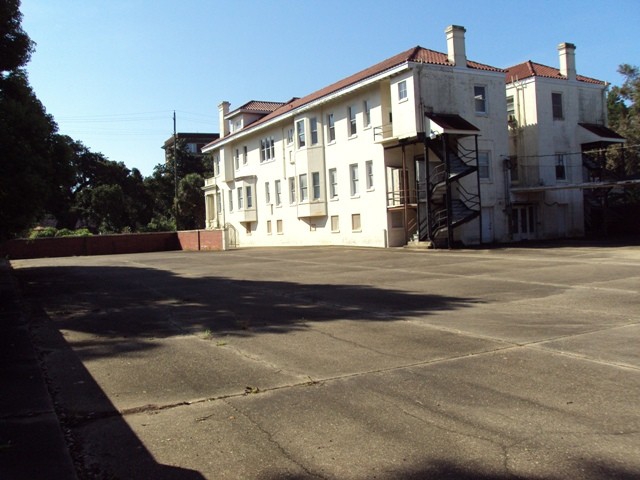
[1,230,224,259]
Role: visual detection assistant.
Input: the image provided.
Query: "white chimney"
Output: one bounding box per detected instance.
[445,25,467,67]
[558,42,576,81]
[218,101,230,137]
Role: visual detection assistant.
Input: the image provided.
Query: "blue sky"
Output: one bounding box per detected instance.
[21,0,640,177]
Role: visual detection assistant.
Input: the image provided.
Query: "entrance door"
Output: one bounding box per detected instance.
[481,207,493,243]
[511,205,536,241]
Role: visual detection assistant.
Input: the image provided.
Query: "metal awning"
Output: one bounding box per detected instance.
[425,113,480,136]
[578,123,625,145]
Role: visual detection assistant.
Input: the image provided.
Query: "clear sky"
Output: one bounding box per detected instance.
[21,0,640,177]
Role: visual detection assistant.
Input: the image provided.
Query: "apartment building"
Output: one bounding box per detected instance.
[505,43,625,240]
[202,25,510,248]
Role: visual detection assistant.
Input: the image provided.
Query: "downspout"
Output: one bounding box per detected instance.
[402,144,408,243]
[475,134,482,244]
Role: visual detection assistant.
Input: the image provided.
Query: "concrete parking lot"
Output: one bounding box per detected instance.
[7,244,640,479]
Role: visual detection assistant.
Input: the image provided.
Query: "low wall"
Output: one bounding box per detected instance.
[1,230,224,260]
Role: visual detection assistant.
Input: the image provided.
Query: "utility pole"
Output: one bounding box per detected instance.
[173,111,178,230]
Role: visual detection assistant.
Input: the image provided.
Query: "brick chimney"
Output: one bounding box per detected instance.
[446,25,467,67]
[218,101,230,137]
[558,42,576,81]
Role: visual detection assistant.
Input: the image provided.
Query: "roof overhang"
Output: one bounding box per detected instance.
[425,113,480,136]
[578,123,625,145]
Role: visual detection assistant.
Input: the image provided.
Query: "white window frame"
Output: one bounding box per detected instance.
[398,80,407,101]
[275,179,282,206]
[365,160,374,190]
[552,92,563,120]
[329,168,338,199]
[265,181,271,204]
[299,173,308,202]
[246,185,252,208]
[228,189,234,211]
[348,106,357,136]
[474,85,487,114]
[312,171,321,200]
[289,176,296,204]
[363,100,371,128]
[327,113,335,143]
[237,187,244,209]
[350,163,359,197]
[310,117,318,145]
[478,151,491,180]
[296,119,306,148]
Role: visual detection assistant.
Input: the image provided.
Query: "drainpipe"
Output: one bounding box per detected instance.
[402,144,408,242]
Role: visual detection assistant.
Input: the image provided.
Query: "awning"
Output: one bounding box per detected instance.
[578,123,625,144]
[425,113,480,136]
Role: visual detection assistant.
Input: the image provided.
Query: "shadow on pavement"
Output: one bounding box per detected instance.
[16,264,478,361]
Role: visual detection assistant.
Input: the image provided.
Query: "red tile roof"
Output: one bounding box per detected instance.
[205,46,503,149]
[229,100,285,116]
[505,61,605,85]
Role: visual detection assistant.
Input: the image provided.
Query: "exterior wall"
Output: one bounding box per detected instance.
[206,83,393,248]
[507,75,607,240]
[418,66,511,244]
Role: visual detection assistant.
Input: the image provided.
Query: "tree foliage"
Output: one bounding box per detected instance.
[0,0,33,73]
[607,64,640,177]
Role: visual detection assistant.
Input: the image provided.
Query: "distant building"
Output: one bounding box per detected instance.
[505,43,626,240]
[163,133,220,163]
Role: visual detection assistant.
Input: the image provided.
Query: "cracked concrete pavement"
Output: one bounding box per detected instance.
[8,243,640,479]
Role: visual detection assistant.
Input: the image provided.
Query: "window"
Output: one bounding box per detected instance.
[234,148,240,170]
[299,173,308,201]
[287,128,294,145]
[312,172,321,200]
[351,213,361,232]
[552,92,563,120]
[363,100,371,127]
[275,180,282,206]
[237,187,244,209]
[507,96,515,122]
[289,177,296,204]
[348,106,357,136]
[261,137,275,162]
[365,160,374,190]
[215,191,221,213]
[310,117,318,145]
[331,215,339,232]
[474,85,487,114]
[296,119,305,148]
[213,154,220,176]
[478,151,491,180]
[555,154,566,181]
[276,219,283,234]
[350,164,359,196]
[267,220,272,234]
[265,181,271,203]
[327,113,335,142]
[243,146,248,165]
[329,168,338,199]
[246,186,253,208]
[398,80,407,101]
[228,190,233,211]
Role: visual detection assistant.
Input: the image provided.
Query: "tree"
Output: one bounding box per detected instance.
[0,0,33,74]
[0,70,61,240]
[607,64,640,177]
[176,173,205,230]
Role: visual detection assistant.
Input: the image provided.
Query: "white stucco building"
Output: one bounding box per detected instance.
[203,25,511,249]
[505,43,625,240]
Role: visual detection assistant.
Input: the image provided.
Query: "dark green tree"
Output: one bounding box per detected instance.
[607,64,640,177]
[0,0,33,74]
[0,70,60,240]
[176,173,205,230]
